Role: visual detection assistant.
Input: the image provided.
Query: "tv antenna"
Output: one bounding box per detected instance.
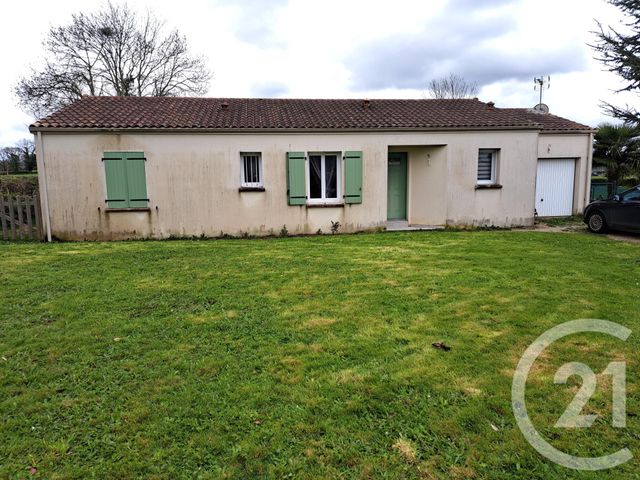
[534,75,550,105]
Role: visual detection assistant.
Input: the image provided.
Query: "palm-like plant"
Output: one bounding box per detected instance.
[593,123,640,188]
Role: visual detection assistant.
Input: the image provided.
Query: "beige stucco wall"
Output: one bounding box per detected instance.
[538,133,593,214]
[391,130,545,227]
[445,131,540,227]
[36,129,591,240]
[389,145,448,226]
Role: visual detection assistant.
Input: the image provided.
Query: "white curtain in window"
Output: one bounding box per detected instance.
[325,155,337,198]
[309,155,322,198]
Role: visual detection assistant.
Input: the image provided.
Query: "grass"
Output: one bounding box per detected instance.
[1,231,639,479]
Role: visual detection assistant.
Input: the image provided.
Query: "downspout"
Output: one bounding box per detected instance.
[585,132,594,211]
[35,131,52,242]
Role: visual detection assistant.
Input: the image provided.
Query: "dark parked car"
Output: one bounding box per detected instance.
[584,185,640,233]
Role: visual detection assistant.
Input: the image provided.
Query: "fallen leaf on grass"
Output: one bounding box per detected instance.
[432,341,451,351]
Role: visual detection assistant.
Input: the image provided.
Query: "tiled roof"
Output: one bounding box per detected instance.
[29,96,594,132]
[503,108,593,132]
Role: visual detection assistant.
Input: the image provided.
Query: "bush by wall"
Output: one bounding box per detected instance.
[0,175,39,196]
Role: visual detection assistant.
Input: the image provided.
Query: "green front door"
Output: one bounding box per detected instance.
[387,152,407,220]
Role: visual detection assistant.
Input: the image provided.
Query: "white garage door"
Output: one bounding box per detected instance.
[535,159,576,217]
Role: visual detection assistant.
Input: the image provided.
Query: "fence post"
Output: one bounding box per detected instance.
[34,193,43,241]
[16,195,24,240]
[0,195,7,241]
[26,196,34,239]
[7,196,16,240]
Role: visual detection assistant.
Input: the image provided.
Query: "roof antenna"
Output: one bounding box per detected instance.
[533,76,550,112]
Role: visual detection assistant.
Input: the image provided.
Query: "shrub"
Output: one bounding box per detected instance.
[0,175,39,196]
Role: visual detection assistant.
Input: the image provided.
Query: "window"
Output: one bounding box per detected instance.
[622,188,640,202]
[308,153,341,203]
[103,151,148,209]
[477,149,498,185]
[241,152,263,188]
[287,150,361,206]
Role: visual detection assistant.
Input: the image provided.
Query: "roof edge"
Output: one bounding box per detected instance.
[29,125,548,134]
[538,128,597,134]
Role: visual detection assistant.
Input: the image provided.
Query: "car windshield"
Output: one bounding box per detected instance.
[621,187,640,202]
[611,185,640,200]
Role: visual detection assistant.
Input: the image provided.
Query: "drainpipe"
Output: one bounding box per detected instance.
[35,131,52,242]
[585,132,594,211]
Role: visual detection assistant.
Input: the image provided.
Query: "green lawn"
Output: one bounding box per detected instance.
[1,231,639,479]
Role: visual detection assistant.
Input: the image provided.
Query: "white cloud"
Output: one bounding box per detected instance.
[0,0,635,145]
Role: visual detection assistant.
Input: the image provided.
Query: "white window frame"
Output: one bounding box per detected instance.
[240,152,263,188]
[477,148,499,185]
[306,152,342,204]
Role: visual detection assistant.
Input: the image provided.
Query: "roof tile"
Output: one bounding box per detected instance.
[29,96,594,132]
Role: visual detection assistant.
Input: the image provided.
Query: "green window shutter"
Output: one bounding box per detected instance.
[104,153,128,209]
[344,151,363,204]
[287,152,306,205]
[103,151,148,209]
[124,155,148,208]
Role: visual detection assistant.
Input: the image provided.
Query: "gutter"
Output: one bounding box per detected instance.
[539,129,598,135]
[28,125,547,134]
[34,131,52,242]
[585,132,594,209]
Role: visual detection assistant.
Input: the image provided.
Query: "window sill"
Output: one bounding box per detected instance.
[306,202,345,208]
[239,186,265,192]
[475,184,503,190]
[104,207,151,212]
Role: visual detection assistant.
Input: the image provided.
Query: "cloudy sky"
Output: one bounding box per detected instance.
[0,0,635,145]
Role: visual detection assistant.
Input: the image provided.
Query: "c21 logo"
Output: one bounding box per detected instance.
[511,319,632,471]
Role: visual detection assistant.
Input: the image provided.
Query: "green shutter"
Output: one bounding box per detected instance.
[344,151,363,204]
[103,151,148,209]
[104,154,128,209]
[287,152,306,205]
[125,156,148,208]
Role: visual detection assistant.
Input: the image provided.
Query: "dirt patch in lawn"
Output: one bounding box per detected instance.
[606,232,640,244]
[521,218,640,243]
[529,223,586,233]
[522,216,586,233]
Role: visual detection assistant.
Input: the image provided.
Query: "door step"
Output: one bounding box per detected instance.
[386,221,444,231]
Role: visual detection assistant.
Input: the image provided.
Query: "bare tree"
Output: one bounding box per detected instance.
[15,2,211,117]
[427,73,479,99]
[0,149,10,175]
[0,148,21,175]
[16,140,37,172]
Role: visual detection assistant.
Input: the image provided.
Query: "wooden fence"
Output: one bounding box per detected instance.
[0,194,43,241]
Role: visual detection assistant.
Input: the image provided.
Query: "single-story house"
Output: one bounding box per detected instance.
[30,97,594,241]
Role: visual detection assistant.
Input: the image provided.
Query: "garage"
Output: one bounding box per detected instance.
[535,158,576,217]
